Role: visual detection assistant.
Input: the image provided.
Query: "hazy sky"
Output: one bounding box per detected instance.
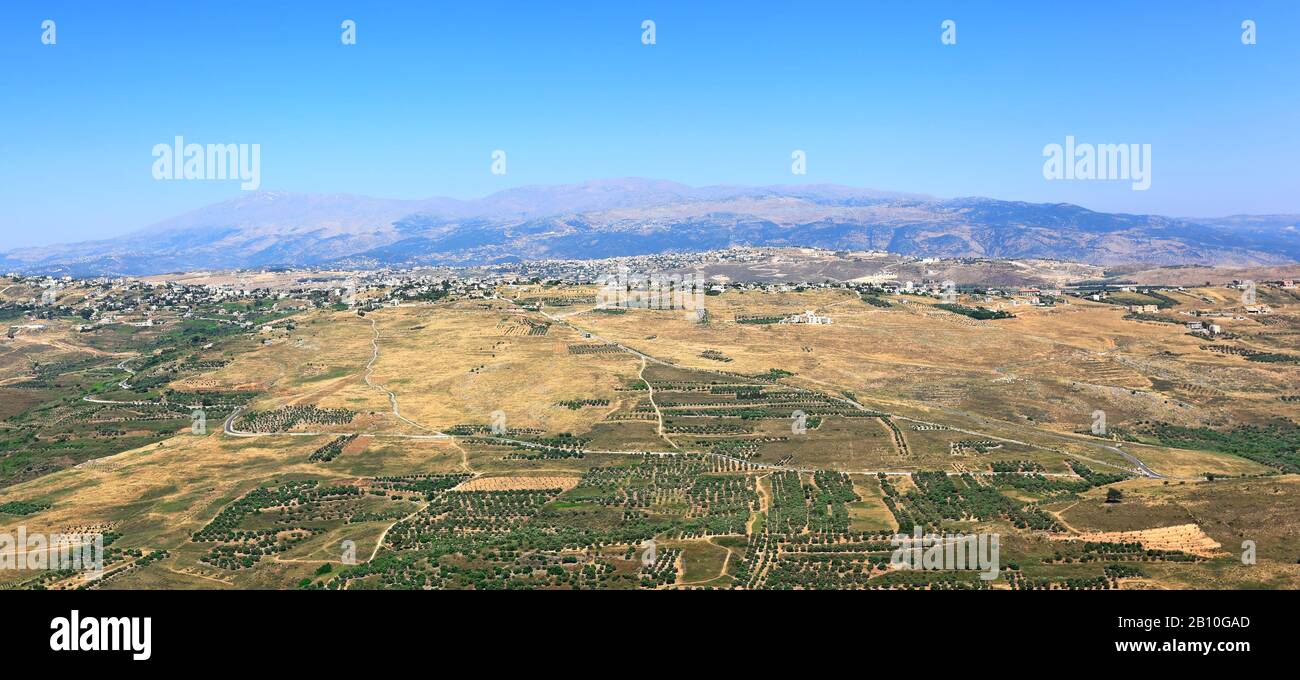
[2,1,1297,249]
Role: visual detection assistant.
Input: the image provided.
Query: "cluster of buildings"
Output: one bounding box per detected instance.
[780,310,833,325]
[1185,320,1223,337]
[1125,304,1159,314]
[8,252,1297,342]
[1,274,323,332]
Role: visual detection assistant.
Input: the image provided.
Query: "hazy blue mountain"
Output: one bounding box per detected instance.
[3,180,1296,275]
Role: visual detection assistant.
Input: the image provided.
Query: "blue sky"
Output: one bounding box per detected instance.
[2,1,1297,249]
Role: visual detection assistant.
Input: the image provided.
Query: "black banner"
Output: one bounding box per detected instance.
[1,589,1289,669]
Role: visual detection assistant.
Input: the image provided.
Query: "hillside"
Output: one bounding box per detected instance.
[3,180,1297,275]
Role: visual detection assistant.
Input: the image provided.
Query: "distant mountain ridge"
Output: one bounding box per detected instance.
[3,179,1297,276]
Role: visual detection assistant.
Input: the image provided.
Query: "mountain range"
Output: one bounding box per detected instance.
[3,178,1298,276]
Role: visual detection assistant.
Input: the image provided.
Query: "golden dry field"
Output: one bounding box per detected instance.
[2,276,1297,589]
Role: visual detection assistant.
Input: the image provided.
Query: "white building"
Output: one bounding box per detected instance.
[781,310,833,325]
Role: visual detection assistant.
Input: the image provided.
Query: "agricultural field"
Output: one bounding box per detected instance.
[1,271,1297,590]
